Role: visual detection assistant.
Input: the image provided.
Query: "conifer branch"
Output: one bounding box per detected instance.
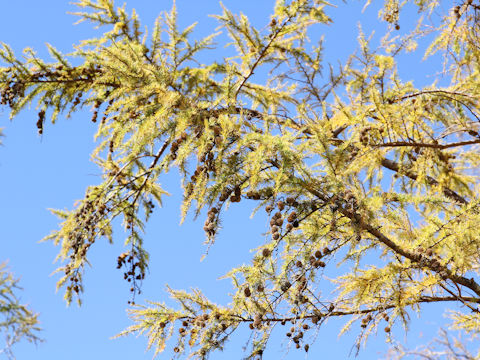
[374,139,480,150]
[132,140,170,206]
[301,184,480,297]
[3,0,480,358]
[380,158,468,205]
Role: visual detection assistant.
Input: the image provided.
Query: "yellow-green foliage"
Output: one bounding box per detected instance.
[2,0,480,358]
[0,263,42,356]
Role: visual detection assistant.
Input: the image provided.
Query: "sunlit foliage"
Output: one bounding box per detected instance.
[2,0,480,358]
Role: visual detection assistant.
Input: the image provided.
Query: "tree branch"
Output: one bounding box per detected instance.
[380,158,468,205]
[374,139,480,150]
[301,183,480,297]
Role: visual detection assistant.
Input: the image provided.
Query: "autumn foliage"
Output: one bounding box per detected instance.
[2,0,480,358]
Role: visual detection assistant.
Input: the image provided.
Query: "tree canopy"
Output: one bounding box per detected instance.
[1,0,480,358]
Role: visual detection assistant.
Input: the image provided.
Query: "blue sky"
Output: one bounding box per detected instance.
[0,1,457,359]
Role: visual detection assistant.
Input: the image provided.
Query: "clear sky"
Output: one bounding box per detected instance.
[0,1,456,359]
